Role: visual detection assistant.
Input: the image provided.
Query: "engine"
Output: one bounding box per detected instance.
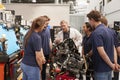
[49,38,85,79]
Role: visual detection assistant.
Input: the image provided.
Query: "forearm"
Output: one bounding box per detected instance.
[49,38,52,51]
[40,49,46,63]
[114,46,120,71]
[87,50,93,57]
[36,49,45,69]
[97,47,114,69]
[75,36,82,47]
[82,47,84,55]
[36,56,42,70]
[116,46,120,57]
[114,46,118,64]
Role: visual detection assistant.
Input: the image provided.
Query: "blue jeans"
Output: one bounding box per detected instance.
[21,63,41,80]
[94,71,112,80]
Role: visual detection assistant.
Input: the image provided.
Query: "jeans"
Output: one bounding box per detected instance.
[21,63,41,80]
[94,71,112,80]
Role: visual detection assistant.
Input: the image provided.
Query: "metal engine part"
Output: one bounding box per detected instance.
[50,38,85,79]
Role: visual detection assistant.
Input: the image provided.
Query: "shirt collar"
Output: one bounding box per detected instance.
[96,24,104,29]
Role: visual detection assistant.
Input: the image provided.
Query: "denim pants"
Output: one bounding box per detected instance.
[21,63,41,80]
[94,71,112,80]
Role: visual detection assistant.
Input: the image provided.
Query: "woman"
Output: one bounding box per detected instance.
[82,22,94,80]
[21,16,46,80]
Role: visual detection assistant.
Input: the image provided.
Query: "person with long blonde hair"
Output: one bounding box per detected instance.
[21,16,46,80]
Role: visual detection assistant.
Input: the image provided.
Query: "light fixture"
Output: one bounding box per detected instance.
[0,4,5,10]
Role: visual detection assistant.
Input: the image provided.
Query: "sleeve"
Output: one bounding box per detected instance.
[93,33,103,47]
[81,36,85,46]
[33,35,42,51]
[55,31,61,39]
[73,29,83,47]
[55,31,63,42]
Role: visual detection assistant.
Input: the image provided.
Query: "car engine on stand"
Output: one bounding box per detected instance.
[48,38,85,80]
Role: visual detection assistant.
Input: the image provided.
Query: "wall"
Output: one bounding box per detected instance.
[84,0,100,22]
[91,0,120,28]
[87,0,120,28]
[86,0,100,13]
[4,3,69,27]
[104,0,120,28]
[70,14,85,33]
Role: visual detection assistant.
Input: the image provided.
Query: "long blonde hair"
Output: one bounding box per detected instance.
[24,16,46,48]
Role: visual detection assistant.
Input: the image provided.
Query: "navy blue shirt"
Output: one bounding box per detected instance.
[63,31,70,40]
[22,31,42,67]
[38,27,51,56]
[108,28,119,47]
[91,24,114,72]
[108,28,120,64]
[82,34,92,55]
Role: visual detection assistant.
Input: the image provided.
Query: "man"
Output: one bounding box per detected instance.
[87,10,118,80]
[38,15,52,80]
[55,20,82,51]
[54,20,83,79]
[101,16,120,80]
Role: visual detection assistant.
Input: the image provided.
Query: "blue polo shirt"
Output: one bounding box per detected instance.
[91,24,114,72]
[82,34,92,55]
[22,31,42,67]
[108,28,120,64]
[108,28,119,47]
[38,27,51,56]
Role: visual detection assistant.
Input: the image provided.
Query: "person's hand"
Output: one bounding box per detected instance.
[114,63,120,72]
[118,64,120,68]
[39,59,43,70]
[86,54,90,58]
[72,37,77,41]
[42,57,46,64]
[111,63,116,70]
[54,38,61,44]
[39,58,46,70]
[39,64,42,70]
